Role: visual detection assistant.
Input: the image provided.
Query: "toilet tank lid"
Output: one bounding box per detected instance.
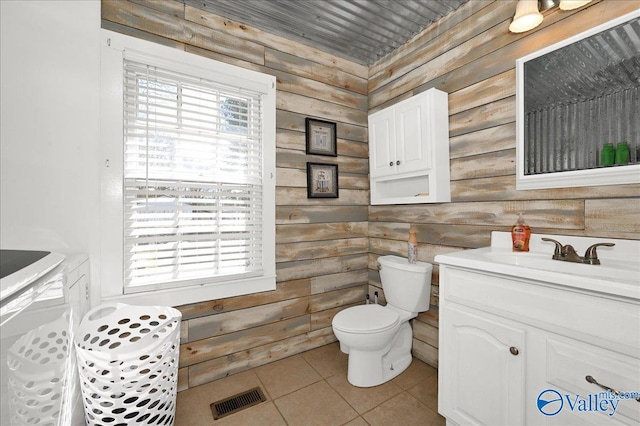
[378,255,433,273]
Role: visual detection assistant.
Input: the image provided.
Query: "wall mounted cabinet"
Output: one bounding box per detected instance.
[368,88,450,204]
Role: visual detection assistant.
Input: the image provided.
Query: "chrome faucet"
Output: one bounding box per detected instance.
[541,238,615,265]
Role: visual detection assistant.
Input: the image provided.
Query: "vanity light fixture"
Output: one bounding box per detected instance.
[559,0,593,10]
[509,0,594,33]
[509,0,543,33]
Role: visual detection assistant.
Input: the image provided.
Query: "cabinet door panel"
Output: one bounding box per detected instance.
[368,108,396,178]
[441,305,525,426]
[396,95,431,174]
[536,335,640,425]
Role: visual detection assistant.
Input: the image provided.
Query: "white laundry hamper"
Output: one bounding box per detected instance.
[75,303,181,426]
[7,311,82,426]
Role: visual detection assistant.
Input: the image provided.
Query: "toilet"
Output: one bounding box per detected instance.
[331,255,432,387]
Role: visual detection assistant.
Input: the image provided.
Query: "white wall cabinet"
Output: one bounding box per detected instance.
[368,88,450,204]
[438,265,640,426]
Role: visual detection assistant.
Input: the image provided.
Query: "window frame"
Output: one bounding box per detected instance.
[100,30,276,306]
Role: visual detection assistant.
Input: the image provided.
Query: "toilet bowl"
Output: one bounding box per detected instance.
[331,255,432,387]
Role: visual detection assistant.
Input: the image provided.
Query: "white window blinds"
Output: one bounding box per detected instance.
[123,58,264,291]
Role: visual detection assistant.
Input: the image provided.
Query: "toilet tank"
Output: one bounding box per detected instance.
[378,255,432,313]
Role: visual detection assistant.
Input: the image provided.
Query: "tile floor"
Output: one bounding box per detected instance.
[175,342,444,426]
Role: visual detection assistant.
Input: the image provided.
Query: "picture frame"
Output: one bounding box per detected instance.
[307,162,339,198]
[305,118,337,156]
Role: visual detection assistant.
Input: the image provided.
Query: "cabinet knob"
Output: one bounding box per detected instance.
[389,161,393,166]
[396,160,401,165]
[509,346,519,356]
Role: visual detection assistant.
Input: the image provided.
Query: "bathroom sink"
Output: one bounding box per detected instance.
[482,251,640,285]
[435,231,640,300]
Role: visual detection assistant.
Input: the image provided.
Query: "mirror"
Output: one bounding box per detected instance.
[516,10,640,190]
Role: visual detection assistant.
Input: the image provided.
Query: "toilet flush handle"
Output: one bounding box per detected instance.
[377,262,382,271]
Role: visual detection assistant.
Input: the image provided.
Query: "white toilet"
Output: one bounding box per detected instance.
[332,255,433,387]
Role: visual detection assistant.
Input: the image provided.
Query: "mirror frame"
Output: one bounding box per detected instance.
[515,9,640,191]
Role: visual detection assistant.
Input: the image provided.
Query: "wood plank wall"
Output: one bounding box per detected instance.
[368,0,640,367]
[101,0,640,390]
[100,0,369,391]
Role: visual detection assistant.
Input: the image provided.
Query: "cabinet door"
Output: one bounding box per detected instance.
[368,108,396,178]
[440,305,525,426]
[395,93,431,175]
[530,334,640,425]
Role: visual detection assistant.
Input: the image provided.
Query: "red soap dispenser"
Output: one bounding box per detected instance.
[511,213,531,252]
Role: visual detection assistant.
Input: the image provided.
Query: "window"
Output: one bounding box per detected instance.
[100,30,276,306]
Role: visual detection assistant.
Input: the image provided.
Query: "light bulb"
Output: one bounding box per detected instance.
[509,0,544,33]
[559,0,593,11]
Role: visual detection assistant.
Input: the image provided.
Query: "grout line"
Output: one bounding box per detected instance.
[253,368,273,402]
[403,389,445,423]
[323,376,361,423]
[271,398,290,425]
[299,350,326,379]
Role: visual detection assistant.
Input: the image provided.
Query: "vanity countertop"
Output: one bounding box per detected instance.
[435,232,640,301]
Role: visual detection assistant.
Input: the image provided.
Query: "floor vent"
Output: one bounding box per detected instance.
[210,387,267,420]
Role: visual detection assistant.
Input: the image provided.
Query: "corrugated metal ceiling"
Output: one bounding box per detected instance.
[183,0,471,65]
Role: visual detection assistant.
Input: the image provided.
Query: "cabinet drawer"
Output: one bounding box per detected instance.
[538,335,640,425]
[442,267,640,356]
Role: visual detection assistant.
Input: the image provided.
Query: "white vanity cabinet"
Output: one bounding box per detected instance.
[368,88,450,204]
[437,232,640,426]
[437,263,640,426]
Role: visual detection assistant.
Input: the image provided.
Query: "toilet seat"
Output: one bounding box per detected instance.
[332,304,399,334]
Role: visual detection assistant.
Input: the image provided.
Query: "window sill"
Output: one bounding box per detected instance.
[101,274,276,307]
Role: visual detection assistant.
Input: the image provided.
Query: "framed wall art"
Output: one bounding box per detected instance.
[305,118,337,156]
[307,162,339,198]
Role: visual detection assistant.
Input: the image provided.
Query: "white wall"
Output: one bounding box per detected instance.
[1,1,101,301]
